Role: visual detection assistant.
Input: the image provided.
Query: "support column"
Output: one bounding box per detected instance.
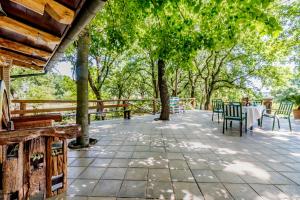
[0,65,11,101]
[75,30,90,147]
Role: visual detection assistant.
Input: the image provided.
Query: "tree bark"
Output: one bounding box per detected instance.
[204,90,212,110]
[75,30,90,147]
[158,59,170,120]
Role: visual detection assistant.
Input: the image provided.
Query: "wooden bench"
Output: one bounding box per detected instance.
[88,104,131,123]
[63,104,131,124]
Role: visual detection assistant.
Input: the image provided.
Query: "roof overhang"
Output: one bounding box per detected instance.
[0,0,105,72]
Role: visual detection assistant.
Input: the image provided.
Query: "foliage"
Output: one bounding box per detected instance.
[10,0,300,111]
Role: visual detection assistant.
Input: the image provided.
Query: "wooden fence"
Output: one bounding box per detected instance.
[11,98,196,117]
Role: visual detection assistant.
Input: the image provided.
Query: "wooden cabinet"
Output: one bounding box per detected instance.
[0,126,79,200]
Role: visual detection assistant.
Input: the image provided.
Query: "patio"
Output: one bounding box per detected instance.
[62,110,300,200]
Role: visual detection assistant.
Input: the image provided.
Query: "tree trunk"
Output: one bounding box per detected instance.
[191,85,195,99]
[204,90,212,110]
[158,59,170,120]
[151,59,159,99]
[76,30,90,147]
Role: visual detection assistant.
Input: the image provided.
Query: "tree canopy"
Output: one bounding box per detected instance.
[11,0,299,109]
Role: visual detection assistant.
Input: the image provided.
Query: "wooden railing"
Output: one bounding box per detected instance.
[11,98,196,117]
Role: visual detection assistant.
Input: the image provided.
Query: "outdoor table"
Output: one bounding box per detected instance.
[243,105,265,129]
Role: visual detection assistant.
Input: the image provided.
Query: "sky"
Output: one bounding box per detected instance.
[53,61,73,77]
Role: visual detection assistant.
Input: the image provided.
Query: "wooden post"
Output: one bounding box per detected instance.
[20,102,27,117]
[75,30,90,147]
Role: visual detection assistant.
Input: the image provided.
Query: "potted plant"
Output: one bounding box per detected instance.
[288,94,300,119]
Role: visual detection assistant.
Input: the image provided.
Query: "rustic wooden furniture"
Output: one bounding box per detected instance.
[0,81,80,199]
[261,101,294,131]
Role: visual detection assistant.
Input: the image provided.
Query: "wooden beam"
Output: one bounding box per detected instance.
[10,0,75,24]
[0,37,51,60]
[45,0,75,24]
[0,16,61,45]
[12,60,44,70]
[0,49,46,67]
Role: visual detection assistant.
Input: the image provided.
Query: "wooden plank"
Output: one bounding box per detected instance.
[0,49,46,67]
[11,105,130,115]
[12,114,62,123]
[0,16,61,45]
[0,37,51,60]
[0,125,80,145]
[45,0,75,24]
[12,60,44,70]
[46,137,53,197]
[11,0,74,24]
[10,0,46,15]
[11,104,129,115]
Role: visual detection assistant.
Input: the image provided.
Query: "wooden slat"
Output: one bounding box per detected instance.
[0,37,51,60]
[12,60,44,70]
[10,0,75,24]
[12,114,62,123]
[11,104,130,115]
[0,49,46,67]
[0,16,61,45]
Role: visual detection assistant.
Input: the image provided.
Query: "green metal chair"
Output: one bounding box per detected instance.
[212,99,224,123]
[251,100,263,106]
[261,101,293,131]
[223,102,247,137]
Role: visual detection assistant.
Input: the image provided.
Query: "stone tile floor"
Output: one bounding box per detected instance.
[52,110,300,200]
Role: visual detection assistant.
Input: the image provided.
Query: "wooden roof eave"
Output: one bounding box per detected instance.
[45,0,106,72]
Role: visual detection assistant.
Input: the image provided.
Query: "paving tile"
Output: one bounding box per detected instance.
[170,169,195,182]
[125,168,148,181]
[68,179,98,196]
[92,180,122,197]
[148,169,171,181]
[68,167,86,178]
[276,185,300,198]
[65,111,300,199]
[49,194,88,200]
[78,167,106,179]
[187,160,209,170]
[115,152,133,159]
[169,160,189,170]
[198,183,233,200]
[146,181,175,199]
[69,158,95,167]
[90,159,112,167]
[192,170,220,183]
[167,152,185,160]
[118,181,147,198]
[280,172,300,184]
[97,151,116,158]
[214,171,244,183]
[250,184,290,200]
[173,182,204,200]
[224,183,262,200]
[109,159,130,168]
[102,168,127,180]
[265,162,295,172]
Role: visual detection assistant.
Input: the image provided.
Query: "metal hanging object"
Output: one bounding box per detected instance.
[0,3,7,16]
